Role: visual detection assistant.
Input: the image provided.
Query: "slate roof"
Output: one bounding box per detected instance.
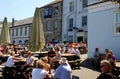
[13,17,33,26]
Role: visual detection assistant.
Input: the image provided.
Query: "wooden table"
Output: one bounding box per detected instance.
[116,62,120,68]
[34,51,48,58]
[61,54,75,61]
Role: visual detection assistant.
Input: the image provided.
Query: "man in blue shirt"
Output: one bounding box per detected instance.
[52,57,72,79]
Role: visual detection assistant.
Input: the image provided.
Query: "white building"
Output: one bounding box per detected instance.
[9,18,33,45]
[62,0,88,43]
[87,0,120,60]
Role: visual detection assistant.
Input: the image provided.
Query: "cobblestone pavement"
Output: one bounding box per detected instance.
[72,54,101,79]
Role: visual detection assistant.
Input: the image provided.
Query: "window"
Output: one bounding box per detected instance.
[82,16,87,27]
[25,27,27,35]
[115,12,120,33]
[47,21,51,30]
[83,0,88,8]
[68,35,73,42]
[12,29,14,36]
[69,1,74,12]
[13,41,15,44]
[24,40,28,45]
[69,18,74,29]
[54,6,59,14]
[54,20,59,29]
[16,28,18,36]
[44,6,52,18]
[19,40,22,44]
[44,8,49,16]
[20,27,22,36]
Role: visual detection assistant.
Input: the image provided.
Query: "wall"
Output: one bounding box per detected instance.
[88,1,120,60]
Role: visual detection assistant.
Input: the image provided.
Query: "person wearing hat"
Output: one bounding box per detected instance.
[52,57,72,79]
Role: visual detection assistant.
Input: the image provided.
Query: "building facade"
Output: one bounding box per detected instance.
[62,0,88,43]
[40,0,62,43]
[9,18,33,45]
[87,0,120,60]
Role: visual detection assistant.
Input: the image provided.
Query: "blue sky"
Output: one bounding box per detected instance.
[0,0,54,22]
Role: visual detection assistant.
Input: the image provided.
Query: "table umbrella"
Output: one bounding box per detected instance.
[0,17,10,46]
[29,8,45,52]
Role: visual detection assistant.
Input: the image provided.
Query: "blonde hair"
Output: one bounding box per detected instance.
[37,60,45,69]
[42,56,48,63]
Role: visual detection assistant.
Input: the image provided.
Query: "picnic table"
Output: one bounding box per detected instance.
[61,53,76,61]
[34,51,48,58]
[116,62,120,68]
[61,53,81,69]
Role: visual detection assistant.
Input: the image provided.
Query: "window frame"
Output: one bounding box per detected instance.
[82,16,87,27]
[82,0,88,8]
[114,11,120,35]
[69,18,74,29]
[54,19,59,29]
[69,1,74,12]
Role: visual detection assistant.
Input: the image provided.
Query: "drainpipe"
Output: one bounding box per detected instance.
[74,0,77,42]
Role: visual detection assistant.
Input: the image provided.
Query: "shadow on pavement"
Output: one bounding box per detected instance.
[80,58,101,72]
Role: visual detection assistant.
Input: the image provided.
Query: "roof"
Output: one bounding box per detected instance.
[40,0,62,8]
[13,17,33,26]
[88,0,109,7]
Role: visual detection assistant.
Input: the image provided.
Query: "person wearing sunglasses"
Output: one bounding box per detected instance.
[96,60,114,79]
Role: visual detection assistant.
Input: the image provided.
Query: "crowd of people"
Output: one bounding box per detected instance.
[0,41,119,79]
[0,41,84,79]
[92,48,120,79]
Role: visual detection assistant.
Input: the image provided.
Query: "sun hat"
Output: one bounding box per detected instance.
[59,57,68,64]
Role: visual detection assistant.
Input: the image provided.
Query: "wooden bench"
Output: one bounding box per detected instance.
[0,65,4,72]
[68,59,81,69]
[116,62,120,68]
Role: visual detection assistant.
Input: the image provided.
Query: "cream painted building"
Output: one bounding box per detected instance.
[9,18,33,45]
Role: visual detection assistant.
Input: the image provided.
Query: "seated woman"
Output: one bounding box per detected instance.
[20,51,34,78]
[42,56,50,72]
[106,50,117,62]
[20,51,34,70]
[32,60,50,79]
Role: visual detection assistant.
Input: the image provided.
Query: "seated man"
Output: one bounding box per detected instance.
[50,47,61,69]
[92,48,101,65]
[4,51,21,78]
[72,46,81,60]
[97,60,114,79]
[52,57,72,79]
[5,51,21,67]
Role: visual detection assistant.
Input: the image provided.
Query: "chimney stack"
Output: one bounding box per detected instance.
[12,18,14,27]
